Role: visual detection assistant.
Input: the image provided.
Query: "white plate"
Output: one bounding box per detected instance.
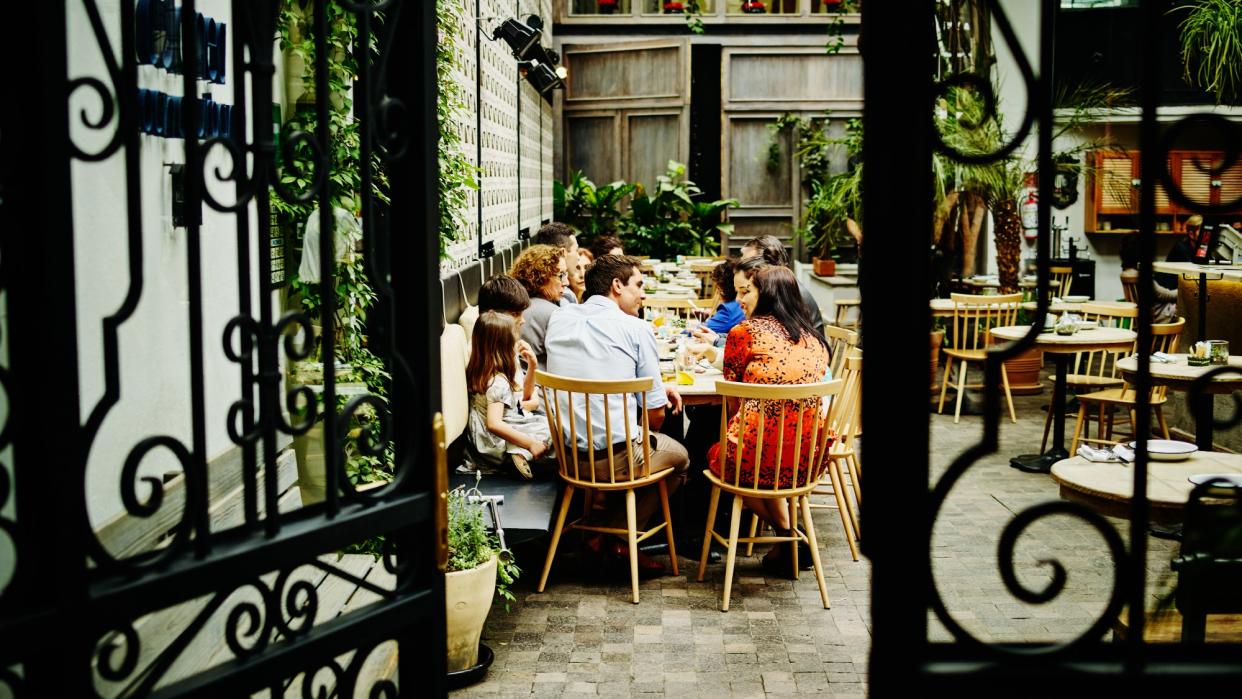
[1188,473,1242,488]
[1128,439,1198,461]
[1063,295,1090,303]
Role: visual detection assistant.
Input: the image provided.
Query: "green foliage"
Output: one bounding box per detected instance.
[437,0,481,258]
[1176,0,1242,105]
[684,0,706,34]
[621,161,736,259]
[553,171,636,243]
[824,0,859,55]
[447,485,521,610]
[791,117,862,260]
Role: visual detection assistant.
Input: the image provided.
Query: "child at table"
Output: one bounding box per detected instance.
[466,311,552,479]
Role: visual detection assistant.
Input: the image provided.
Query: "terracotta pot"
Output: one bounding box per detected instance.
[813,257,836,277]
[445,555,498,673]
[1002,347,1043,395]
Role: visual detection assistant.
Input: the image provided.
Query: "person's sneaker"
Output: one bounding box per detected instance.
[511,454,533,479]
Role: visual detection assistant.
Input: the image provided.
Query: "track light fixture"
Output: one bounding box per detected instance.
[521,61,563,94]
[492,18,540,61]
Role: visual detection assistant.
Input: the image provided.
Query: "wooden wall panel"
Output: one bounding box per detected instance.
[566,114,620,184]
[727,117,793,207]
[726,216,796,254]
[566,46,683,102]
[441,0,479,273]
[627,113,680,190]
[727,52,862,104]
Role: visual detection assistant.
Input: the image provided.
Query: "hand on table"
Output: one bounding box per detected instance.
[691,326,718,346]
[664,386,684,415]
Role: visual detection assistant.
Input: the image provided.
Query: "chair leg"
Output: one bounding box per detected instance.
[697,486,722,582]
[789,497,800,579]
[800,496,831,609]
[537,484,575,593]
[839,459,859,541]
[1000,363,1016,423]
[1157,406,1170,439]
[835,458,861,542]
[744,514,759,557]
[828,459,859,562]
[1096,403,1106,444]
[953,361,968,424]
[1070,404,1087,454]
[626,489,639,604]
[845,453,863,521]
[938,356,953,414]
[721,495,744,612]
[658,480,678,577]
[1040,394,1055,452]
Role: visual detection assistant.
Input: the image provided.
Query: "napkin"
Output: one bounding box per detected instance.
[1151,352,1175,363]
[1076,444,1133,463]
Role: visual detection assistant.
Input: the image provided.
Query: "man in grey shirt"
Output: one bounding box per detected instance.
[740,235,826,336]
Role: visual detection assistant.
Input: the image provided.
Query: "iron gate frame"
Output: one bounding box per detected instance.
[0,1,446,696]
[865,0,1242,693]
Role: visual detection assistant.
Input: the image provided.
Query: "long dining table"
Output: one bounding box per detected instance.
[990,324,1137,473]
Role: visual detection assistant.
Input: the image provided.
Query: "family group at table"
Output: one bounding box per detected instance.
[462,225,836,578]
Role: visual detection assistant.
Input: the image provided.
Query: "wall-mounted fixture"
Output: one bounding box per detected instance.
[485,16,565,93]
[520,61,564,94]
[492,18,540,61]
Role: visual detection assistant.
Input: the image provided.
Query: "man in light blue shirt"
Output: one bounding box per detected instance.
[545,255,690,572]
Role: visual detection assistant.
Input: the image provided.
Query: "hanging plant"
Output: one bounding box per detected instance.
[1175,0,1242,105]
[436,0,480,259]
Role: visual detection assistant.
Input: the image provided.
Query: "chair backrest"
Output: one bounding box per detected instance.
[1075,303,1141,378]
[823,325,859,380]
[713,378,844,494]
[1050,266,1074,297]
[535,370,654,486]
[1120,270,1139,303]
[1120,317,1186,400]
[644,297,707,322]
[439,324,471,443]
[947,293,1021,351]
[830,353,862,452]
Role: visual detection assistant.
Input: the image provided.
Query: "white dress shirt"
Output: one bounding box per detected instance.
[545,296,668,450]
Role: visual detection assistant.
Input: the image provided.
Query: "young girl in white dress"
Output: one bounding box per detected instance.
[466,311,551,478]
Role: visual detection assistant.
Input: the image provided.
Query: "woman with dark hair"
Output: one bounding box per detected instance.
[707,265,831,575]
[689,259,745,348]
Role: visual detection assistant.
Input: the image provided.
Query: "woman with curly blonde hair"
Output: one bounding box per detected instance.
[510,244,567,370]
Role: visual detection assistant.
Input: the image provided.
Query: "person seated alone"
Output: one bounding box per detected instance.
[544,254,691,578]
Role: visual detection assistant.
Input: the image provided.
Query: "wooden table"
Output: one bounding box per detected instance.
[1050,450,1242,524]
[1116,354,1242,450]
[991,325,1137,473]
[930,298,1135,317]
[671,368,724,406]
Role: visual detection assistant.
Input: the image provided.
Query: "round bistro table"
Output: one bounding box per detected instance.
[1116,354,1242,451]
[1051,450,1242,524]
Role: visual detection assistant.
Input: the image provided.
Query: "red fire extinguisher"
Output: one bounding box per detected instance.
[1021,172,1039,240]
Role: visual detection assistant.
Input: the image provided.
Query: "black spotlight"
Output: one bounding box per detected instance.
[523,61,563,94]
[493,18,540,61]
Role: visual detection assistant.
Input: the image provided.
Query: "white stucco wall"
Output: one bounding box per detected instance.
[68,0,277,528]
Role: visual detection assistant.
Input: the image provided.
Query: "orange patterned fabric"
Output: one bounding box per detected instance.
[708,316,832,489]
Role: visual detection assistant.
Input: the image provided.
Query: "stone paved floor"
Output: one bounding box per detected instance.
[455,368,1182,697]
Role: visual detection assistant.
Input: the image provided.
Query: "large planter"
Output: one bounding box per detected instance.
[1003,347,1043,395]
[293,423,326,505]
[930,330,945,391]
[445,555,498,673]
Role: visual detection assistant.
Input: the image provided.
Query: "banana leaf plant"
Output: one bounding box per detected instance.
[553,170,635,244]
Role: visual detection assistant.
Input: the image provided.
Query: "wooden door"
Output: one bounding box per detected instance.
[560,39,689,188]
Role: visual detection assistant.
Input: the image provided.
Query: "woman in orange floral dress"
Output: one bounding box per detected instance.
[707,263,832,570]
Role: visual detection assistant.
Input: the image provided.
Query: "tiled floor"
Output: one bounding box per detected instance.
[456,371,1183,697]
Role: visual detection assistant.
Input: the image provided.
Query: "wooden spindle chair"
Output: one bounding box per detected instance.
[937,293,1021,423]
[696,378,844,611]
[1040,303,1138,452]
[823,325,859,381]
[1050,266,1074,298]
[643,297,709,323]
[535,371,679,604]
[807,352,863,561]
[1070,317,1185,452]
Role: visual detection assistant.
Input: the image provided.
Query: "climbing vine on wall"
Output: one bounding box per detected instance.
[437,0,480,259]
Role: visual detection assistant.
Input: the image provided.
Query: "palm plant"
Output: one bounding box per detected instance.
[552,170,635,244]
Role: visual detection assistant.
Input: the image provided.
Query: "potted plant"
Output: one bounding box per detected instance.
[598,0,618,14]
[742,0,766,12]
[1176,0,1242,105]
[663,1,685,13]
[445,483,520,679]
[553,170,635,246]
[620,160,737,260]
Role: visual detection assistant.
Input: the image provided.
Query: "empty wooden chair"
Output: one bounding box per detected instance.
[643,297,709,323]
[1041,302,1138,452]
[1070,317,1185,452]
[823,325,859,380]
[809,352,862,561]
[535,371,679,604]
[1050,266,1074,297]
[937,293,1020,423]
[833,297,861,329]
[697,379,844,611]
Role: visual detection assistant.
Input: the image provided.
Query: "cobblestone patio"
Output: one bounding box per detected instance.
[455,369,1184,697]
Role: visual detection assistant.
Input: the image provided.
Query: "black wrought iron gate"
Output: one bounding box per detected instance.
[865,0,1242,692]
[1,1,445,696]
